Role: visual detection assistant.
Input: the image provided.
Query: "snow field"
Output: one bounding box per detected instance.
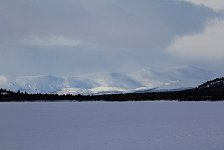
[0,101,224,150]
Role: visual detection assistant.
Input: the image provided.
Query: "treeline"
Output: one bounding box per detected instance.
[1,77,224,102]
[1,87,224,102]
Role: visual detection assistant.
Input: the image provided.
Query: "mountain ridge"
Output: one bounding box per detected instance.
[0,66,219,95]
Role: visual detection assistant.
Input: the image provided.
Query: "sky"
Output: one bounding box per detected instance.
[0,0,224,76]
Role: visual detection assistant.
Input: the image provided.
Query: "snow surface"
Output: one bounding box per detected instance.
[0,102,224,150]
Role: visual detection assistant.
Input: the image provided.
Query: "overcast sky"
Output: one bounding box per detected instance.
[0,0,224,76]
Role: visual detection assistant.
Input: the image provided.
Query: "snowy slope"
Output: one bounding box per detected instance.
[8,75,65,93]
[0,66,218,95]
[130,65,217,91]
[161,66,216,87]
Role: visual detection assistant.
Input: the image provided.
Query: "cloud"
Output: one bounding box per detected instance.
[0,0,217,50]
[20,36,83,47]
[180,0,224,10]
[0,0,223,76]
[0,76,8,88]
[168,19,224,60]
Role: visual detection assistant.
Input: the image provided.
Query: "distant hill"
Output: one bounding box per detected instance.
[198,77,224,89]
[0,66,218,95]
[1,77,224,102]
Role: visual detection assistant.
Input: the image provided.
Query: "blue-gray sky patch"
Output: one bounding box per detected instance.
[0,0,223,76]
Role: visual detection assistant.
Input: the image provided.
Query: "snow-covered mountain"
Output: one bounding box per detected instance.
[0,66,219,95]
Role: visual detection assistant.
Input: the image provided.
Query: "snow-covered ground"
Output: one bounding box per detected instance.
[0,102,224,150]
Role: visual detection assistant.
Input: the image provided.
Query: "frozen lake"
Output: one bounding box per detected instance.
[0,101,224,150]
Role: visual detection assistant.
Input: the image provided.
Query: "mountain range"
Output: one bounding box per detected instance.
[0,66,219,95]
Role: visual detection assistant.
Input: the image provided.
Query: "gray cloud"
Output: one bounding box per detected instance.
[0,0,222,76]
[180,0,224,11]
[1,0,217,48]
